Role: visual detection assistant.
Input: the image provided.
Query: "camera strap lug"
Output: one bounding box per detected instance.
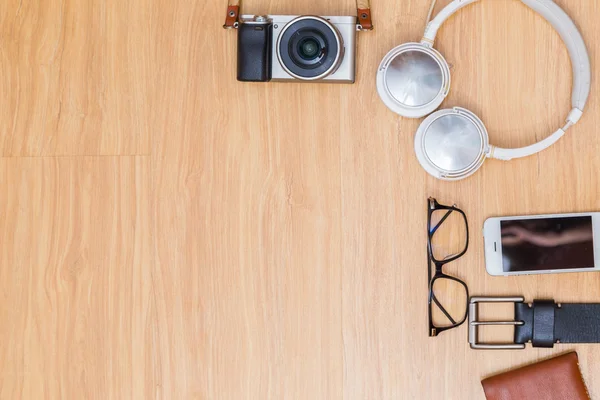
[223,0,240,29]
[357,0,373,31]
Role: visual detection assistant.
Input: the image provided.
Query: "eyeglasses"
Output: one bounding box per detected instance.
[427,197,469,337]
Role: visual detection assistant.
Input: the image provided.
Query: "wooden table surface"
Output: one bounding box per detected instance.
[1,0,599,398]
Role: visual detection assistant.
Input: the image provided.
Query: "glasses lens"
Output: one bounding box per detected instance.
[430,209,467,261]
[431,277,468,328]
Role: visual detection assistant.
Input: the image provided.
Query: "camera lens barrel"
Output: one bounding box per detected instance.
[277,16,344,81]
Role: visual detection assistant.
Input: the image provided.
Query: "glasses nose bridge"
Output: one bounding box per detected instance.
[433,261,445,272]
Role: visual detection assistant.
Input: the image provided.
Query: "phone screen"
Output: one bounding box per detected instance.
[501,216,595,272]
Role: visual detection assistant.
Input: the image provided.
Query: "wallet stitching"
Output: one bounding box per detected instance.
[577,361,591,400]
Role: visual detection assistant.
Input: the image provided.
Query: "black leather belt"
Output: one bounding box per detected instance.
[468,297,600,349]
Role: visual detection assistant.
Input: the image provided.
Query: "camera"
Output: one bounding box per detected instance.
[236,15,358,83]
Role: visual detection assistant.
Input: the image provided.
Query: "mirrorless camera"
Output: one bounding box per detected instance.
[236,15,359,83]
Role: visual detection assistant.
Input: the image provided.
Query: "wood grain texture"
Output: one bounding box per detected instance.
[1,0,600,398]
[0,157,156,398]
[0,0,152,156]
[152,1,344,397]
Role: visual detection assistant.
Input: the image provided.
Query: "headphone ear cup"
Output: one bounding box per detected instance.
[376,43,451,118]
[414,108,489,180]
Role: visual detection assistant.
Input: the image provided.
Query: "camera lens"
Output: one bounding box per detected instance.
[289,32,327,67]
[299,38,321,60]
[277,16,344,80]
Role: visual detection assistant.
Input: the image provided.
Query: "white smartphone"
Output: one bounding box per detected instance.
[484,212,600,276]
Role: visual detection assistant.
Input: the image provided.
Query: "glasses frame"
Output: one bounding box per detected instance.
[427,197,470,337]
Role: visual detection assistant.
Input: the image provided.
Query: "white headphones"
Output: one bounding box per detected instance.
[376,0,591,180]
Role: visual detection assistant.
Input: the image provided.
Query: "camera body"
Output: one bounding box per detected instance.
[237,15,357,83]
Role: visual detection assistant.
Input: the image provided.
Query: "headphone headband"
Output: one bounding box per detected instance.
[422,0,591,160]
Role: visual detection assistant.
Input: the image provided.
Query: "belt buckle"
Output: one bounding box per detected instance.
[469,296,526,350]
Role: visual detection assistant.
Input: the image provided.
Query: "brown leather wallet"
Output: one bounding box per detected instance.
[481,352,590,400]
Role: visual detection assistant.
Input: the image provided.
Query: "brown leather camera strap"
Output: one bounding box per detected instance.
[223,0,373,30]
[223,0,241,29]
[356,0,373,30]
